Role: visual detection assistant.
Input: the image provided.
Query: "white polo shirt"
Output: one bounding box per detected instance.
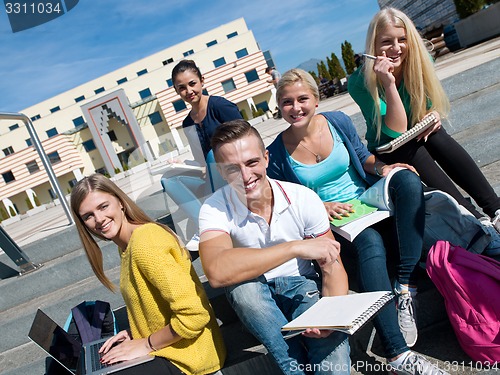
[199,178,330,280]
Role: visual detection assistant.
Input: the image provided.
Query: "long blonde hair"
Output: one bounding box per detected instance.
[70,173,186,291]
[362,7,450,141]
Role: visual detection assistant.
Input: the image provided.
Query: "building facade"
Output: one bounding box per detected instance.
[0,18,278,219]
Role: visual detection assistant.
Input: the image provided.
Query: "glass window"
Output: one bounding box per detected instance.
[183,49,194,57]
[72,116,85,127]
[213,57,226,68]
[68,178,77,188]
[245,69,259,83]
[3,146,14,157]
[9,124,19,131]
[117,77,128,85]
[48,151,61,164]
[149,111,163,125]
[75,95,85,103]
[221,78,236,93]
[26,138,32,147]
[166,78,173,87]
[50,106,60,113]
[256,101,270,112]
[26,160,40,174]
[48,188,57,199]
[227,31,238,39]
[137,68,148,76]
[94,87,105,94]
[206,39,217,47]
[235,48,248,59]
[82,139,96,152]
[46,128,58,138]
[173,99,187,113]
[31,114,41,121]
[2,171,15,184]
[108,130,117,141]
[162,58,174,65]
[139,88,152,99]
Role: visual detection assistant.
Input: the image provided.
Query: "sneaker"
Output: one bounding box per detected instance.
[395,291,418,347]
[388,352,450,375]
[492,209,500,234]
[185,234,200,252]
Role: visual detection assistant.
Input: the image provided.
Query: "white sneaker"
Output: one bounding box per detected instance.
[395,291,418,347]
[388,352,450,375]
[185,234,200,252]
[492,209,500,234]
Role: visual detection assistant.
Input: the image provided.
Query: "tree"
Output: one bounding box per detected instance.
[327,53,346,80]
[317,61,331,81]
[309,71,320,84]
[341,40,357,75]
[453,0,486,18]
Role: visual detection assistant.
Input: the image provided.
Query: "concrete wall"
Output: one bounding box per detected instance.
[455,3,500,48]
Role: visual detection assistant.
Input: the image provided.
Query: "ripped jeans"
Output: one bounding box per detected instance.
[225,275,350,375]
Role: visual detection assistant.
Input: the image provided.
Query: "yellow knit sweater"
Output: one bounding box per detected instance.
[120,223,226,375]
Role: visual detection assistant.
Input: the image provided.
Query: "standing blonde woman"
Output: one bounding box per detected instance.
[348,7,500,224]
[70,174,225,375]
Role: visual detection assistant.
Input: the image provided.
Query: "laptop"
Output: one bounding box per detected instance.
[28,309,154,374]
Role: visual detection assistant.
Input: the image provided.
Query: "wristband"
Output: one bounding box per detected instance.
[374,162,385,177]
[148,334,158,351]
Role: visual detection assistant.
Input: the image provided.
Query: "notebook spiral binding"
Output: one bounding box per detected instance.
[350,292,394,331]
[375,113,437,154]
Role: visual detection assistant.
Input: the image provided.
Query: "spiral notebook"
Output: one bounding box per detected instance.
[281,291,394,335]
[375,113,437,154]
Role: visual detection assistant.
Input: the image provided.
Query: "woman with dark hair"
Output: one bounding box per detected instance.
[70,174,225,375]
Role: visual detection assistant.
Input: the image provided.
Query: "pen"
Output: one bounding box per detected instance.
[308,233,340,264]
[362,53,377,60]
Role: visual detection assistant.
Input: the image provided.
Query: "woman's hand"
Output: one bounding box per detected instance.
[324,202,355,221]
[417,111,442,142]
[373,51,396,88]
[378,162,418,177]
[98,330,151,365]
[302,328,332,339]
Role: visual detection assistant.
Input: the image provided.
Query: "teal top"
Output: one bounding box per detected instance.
[348,67,414,151]
[286,121,367,202]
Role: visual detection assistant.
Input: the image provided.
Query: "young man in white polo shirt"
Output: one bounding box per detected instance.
[198,119,350,375]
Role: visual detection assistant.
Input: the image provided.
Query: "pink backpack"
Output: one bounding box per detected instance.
[426,240,500,363]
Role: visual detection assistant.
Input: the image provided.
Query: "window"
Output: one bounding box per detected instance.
[149,111,163,125]
[94,87,105,94]
[206,39,217,47]
[82,139,96,152]
[48,151,61,164]
[26,160,40,174]
[137,68,148,76]
[139,88,152,99]
[68,178,77,188]
[117,77,128,85]
[31,114,41,121]
[48,188,57,199]
[213,57,226,68]
[227,31,238,39]
[162,58,174,65]
[50,106,60,113]
[235,48,248,59]
[183,49,194,57]
[166,78,173,87]
[244,69,259,83]
[72,116,85,127]
[9,124,19,131]
[46,128,58,138]
[75,95,85,103]
[256,101,270,113]
[221,78,236,93]
[26,138,32,147]
[2,171,15,184]
[172,99,187,113]
[108,130,117,141]
[3,146,14,157]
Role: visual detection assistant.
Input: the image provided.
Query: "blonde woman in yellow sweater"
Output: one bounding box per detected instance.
[70,174,225,375]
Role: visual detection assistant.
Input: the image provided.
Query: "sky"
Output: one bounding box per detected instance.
[0,0,381,112]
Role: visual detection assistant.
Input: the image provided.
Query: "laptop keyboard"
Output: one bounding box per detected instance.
[90,341,109,372]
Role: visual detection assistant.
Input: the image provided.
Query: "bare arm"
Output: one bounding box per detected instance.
[363,154,417,177]
[199,230,342,288]
[317,231,348,297]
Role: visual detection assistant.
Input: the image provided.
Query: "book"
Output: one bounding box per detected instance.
[281,291,394,335]
[330,167,405,241]
[375,113,437,154]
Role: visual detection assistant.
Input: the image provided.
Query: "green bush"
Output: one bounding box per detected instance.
[25,198,34,210]
[9,206,16,217]
[0,207,8,220]
[453,0,486,18]
[34,195,41,207]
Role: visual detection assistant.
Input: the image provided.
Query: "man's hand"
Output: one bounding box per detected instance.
[296,237,341,268]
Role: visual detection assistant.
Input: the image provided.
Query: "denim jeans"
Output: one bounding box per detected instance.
[337,169,425,359]
[225,276,350,375]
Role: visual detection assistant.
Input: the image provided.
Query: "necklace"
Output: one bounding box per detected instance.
[299,123,323,163]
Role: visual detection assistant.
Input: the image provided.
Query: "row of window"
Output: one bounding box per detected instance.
[2,127,59,157]
[1,151,61,184]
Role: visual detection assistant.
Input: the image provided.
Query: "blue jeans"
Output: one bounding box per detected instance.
[337,169,424,359]
[226,276,350,375]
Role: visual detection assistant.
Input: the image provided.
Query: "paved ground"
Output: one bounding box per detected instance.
[0,37,499,375]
